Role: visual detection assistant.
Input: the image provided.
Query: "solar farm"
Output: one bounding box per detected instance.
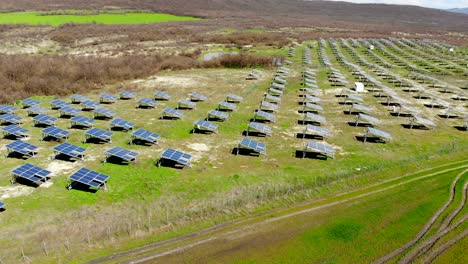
[0,38,467,263]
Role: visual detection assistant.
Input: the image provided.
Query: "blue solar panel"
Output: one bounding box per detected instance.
[190,92,207,101]
[162,108,183,118]
[2,125,28,138]
[194,120,218,132]
[105,147,139,162]
[120,90,135,99]
[81,100,100,110]
[68,168,109,189]
[208,110,229,120]
[27,106,47,116]
[94,108,115,118]
[100,93,117,103]
[154,91,171,100]
[159,148,192,167]
[131,128,160,144]
[0,113,22,124]
[138,98,156,107]
[71,94,89,103]
[70,116,94,128]
[0,201,4,208]
[42,126,70,140]
[11,163,51,183]
[218,101,237,111]
[304,141,335,159]
[254,110,276,122]
[53,142,86,159]
[238,137,266,155]
[51,99,69,109]
[33,114,57,126]
[6,140,37,157]
[110,118,134,130]
[248,122,272,136]
[85,128,112,142]
[178,99,196,109]
[22,98,40,107]
[0,105,16,114]
[59,106,81,116]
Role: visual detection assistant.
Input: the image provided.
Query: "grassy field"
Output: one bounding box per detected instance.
[0,11,199,26]
[0,40,466,263]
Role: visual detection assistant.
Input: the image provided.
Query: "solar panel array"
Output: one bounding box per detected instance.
[178,99,196,109]
[33,114,57,126]
[208,110,229,120]
[6,140,37,157]
[260,101,278,111]
[303,102,323,112]
[50,99,69,109]
[155,91,171,100]
[255,110,276,122]
[81,100,100,110]
[162,108,183,119]
[68,168,109,189]
[0,104,16,114]
[238,137,266,155]
[2,125,28,138]
[304,125,330,138]
[218,101,237,111]
[85,128,112,142]
[59,106,81,116]
[0,113,22,124]
[0,202,4,209]
[303,94,321,103]
[105,147,139,162]
[226,94,243,103]
[304,113,326,124]
[194,120,218,132]
[356,114,381,125]
[21,98,40,107]
[366,127,393,141]
[71,94,89,103]
[110,118,135,131]
[304,141,335,159]
[131,128,160,144]
[159,148,192,167]
[190,92,207,101]
[120,90,135,99]
[268,88,283,96]
[94,108,115,118]
[264,94,281,103]
[53,142,86,160]
[138,98,156,108]
[42,126,70,140]
[11,163,51,184]
[350,103,371,113]
[27,106,47,116]
[70,116,94,128]
[100,93,117,103]
[248,122,272,136]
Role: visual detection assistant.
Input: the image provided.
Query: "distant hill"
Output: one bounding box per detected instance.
[447,8,468,15]
[0,0,467,33]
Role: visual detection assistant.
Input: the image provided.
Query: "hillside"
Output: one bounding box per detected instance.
[447,8,468,15]
[0,0,467,33]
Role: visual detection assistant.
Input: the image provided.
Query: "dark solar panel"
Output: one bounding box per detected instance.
[42,126,70,140]
[0,114,22,124]
[70,116,94,128]
[0,104,16,114]
[105,147,139,162]
[110,118,135,130]
[53,142,86,159]
[11,163,51,183]
[2,125,28,138]
[159,148,192,167]
[238,137,266,155]
[85,128,112,142]
[69,168,109,189]
[131,128,160,144]
[33,114,56,127]
[6,140,37,157]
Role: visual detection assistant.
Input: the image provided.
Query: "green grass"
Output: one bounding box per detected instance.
[0,11,199,26]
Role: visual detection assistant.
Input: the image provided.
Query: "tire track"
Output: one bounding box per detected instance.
[374,169,467,264]
[423,229,468,264]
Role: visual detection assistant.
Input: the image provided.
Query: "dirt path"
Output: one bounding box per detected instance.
[374,169,467,264]
[422,229,468,264]
[87,163,468,264]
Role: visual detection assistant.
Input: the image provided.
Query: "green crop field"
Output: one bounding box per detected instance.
[0,11,199,26]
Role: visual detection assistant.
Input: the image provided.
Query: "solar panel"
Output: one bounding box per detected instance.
[2,125,28,138]
[194,120,218,132]
[345,94,364,103]
[85,128,113,142]
[50,99,69,109]
[190,92,207,101]
[304,113,326,124]
[247,122,272,136]
[303,102,323,112]
[303,125,330,138]
[356,114,381,125]
[238,137,266,155]
[11,163,51,184]
[410,116,436,128]
[110,118,135,131]
[226,94,243,103]
[350,103,371,113]
[303,95,321,103]
[154,91,171,100]
[0,201,4,209]
[27,106,47,116]
[21,98,40,107]
[178,99,196,109]
[264,94,281,103]
[0,104,16,114]
[59,106,81,117]
[218,101,237,111]
[138,98,156,108]
[105,147,139,162]
[366,127,392,141]
[120,90,135,99]
[260,101,278,112]
[268,88,284,96]
[131,128,160,144]
[70,115,94,128]
[68,168,109,189]
[300,88,321,96]
[100,93,117,103]
[304,141,335,159]
[273,76,287,84]
[158,148,192,167]
[33,114,57,126]
[42,126,70,140]
[271,83,286,90]
[208,110,229,121]
[162,108,183,119]
[254,110,276,122]
[53,142,86,160]
[71,94,89,103]
[6,140,37,157]
[93,108,115,118]
[81,100,100,110]
[0,114,22,125]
